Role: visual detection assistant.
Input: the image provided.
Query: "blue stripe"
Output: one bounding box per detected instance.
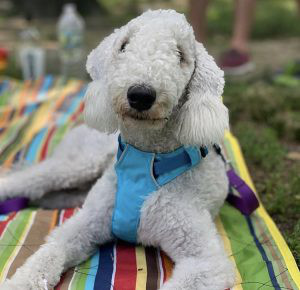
[24,103,38,115]
[245,216,281,289]
[94,243,114,290]
[56,94,83,125]
[0,80,9,95]
[25,127,48,164]
[13,149,23,163]
[24,76,52,114]
[37,75,53,101]
[84,250,99,290]
[0,215,8,221]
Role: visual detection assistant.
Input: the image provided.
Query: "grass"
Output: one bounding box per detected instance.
[223,80,300,267]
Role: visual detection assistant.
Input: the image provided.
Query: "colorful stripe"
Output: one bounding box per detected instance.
[94,243,115,290]
[135,246,147,290]
[113,243,137,290]
[85,251,99,290]
[145,247,159,290]
[0,210,35,282]
[246,215,281,289]
[224,131,299,289]
[25,127,49,163]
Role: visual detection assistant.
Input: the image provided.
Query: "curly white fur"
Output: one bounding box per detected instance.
[0,9,234,290]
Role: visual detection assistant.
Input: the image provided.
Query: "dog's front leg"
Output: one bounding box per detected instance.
[140,201,235,290]
[0,165,116,290]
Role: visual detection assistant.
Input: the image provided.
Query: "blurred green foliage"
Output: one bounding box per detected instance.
[224,81,300,141]
[96,0,139,16]
[234,123,285,171]
[207,0,300,38]
[95,0,300,38]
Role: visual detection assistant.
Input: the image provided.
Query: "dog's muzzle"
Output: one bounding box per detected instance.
[127,85,156,111]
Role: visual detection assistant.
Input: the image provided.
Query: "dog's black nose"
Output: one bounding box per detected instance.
[127,85,156,111]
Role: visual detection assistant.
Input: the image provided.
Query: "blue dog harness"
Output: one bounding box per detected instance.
[111,136,208,243]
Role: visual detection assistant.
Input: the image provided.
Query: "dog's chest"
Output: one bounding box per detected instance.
[111,138,206,244]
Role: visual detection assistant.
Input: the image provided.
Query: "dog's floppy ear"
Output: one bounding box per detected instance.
[84,80,118,134]
[84,32,119,133]
[175,42,229,146]
[86,30,119,81]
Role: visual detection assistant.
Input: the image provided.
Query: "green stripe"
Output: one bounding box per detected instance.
[222,137,297,288]
[0,81,17,107]
[70,258,91,290]
[0,81,25,107]
[0,92,11,106]
[220,204,272,289]
[0,117,29,151]
[222,138,273,287]
[254,214,297,288]
[0,115,34,163]
[47,123,72,156]
[0,210,34,274]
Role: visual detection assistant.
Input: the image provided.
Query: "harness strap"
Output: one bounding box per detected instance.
[0,197,29,214]
[118,136,208,179]
[153,146,208,177]
[226,169,260,215]
[214,145,259,215]
[153,152,191,176]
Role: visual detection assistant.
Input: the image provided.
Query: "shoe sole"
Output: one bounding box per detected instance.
[223,62,255,76]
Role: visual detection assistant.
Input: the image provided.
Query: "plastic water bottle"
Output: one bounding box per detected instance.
[57,3,85,78]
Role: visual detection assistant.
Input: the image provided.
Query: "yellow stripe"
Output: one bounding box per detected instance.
[0,109,10,127]
[216,217,243,290]
[225,131,300,287]
[3,100,53,167]
[135,246,147,290]
[49,210,59,232]
[3,80,81,166]
[0,211,36,282]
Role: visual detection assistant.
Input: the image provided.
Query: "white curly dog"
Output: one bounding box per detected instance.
[0,10,235,290]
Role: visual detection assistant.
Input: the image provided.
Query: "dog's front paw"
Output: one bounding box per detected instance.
[0,277,52,290]
[0,177,15,201]
[0,279,25,290]
[159,256,235,290]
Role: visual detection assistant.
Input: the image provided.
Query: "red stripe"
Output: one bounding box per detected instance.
[62,208,75,223]
[0,212,17,237]
[54,272,66,290]
[70,102,84,122]
[19,105,25,116]
[113,243,137,290]
[39,125,56,160]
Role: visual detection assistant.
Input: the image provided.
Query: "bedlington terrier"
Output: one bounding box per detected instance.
[0,9,235,290]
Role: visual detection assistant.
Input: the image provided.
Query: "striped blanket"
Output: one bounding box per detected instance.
[0,76,299,290]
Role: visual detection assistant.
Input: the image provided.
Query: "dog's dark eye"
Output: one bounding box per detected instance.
[177,48,184,63]
[120,41,128,53]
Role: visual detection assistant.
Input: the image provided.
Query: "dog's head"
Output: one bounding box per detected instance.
[84,9,229,146]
